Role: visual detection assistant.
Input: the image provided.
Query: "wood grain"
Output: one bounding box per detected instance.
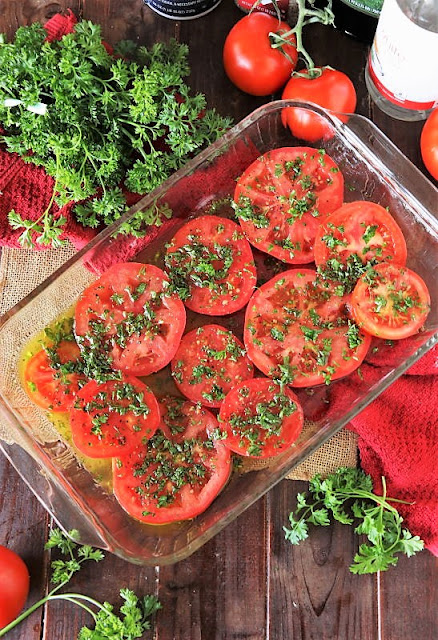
[267,481,377,640]
[156,498,268,639]
[0,459,49,640]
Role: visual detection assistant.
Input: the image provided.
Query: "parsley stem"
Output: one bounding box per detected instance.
[0,580,68,638]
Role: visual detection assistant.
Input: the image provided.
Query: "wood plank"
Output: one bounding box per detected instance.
[41,549,157,639]
[179,2,267,123]
[82,0,177,46]
[267,480,377,640]
[155,497,268,639]
[1,0,81,40]
[0,457,50,640]
[379,551,438,640]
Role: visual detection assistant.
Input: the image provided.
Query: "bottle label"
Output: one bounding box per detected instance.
[339,0,383,18]
[234,0,288,18]
[368,0,438,109]
[144,0,222,19]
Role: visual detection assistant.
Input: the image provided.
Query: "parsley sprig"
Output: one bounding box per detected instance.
[0,528,161,638]
[0,20,231,247]
[284,467,424,574]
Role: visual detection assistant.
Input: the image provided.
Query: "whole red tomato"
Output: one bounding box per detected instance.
[420,108,438,181]
[281,68,357,142]
[0,545,30,629]
[223,13,298,96]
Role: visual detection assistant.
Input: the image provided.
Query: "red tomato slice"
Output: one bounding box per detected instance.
[70,375,160,458]
[164,215,257,315]
[351,263,431,340]
[112,396,231,524]
[233,147,344,264]
[244,269,371,386]
[23,341,85,412]
[171,324,254,408]
[217,378,303,458]
[314,201,407,272]
[74,262,186,377]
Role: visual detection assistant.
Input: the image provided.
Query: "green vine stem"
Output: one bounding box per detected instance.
[268,0,335,77]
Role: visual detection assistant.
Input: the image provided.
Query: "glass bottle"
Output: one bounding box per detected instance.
[365,0,438,121]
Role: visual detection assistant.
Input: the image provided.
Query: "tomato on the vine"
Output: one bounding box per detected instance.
[420,108,438,181]
[223,12,298,96]
[0,546,30,629]
[281,67,357,142]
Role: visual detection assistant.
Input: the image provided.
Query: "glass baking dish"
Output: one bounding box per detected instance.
[0,100,437,566]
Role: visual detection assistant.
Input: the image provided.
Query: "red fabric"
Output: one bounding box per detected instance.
[43,8,77,41]
[345,342,438,556]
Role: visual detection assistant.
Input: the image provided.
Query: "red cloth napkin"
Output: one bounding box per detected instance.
[345,341,438,556]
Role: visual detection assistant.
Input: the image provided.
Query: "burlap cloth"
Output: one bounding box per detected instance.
[0,246,358,480]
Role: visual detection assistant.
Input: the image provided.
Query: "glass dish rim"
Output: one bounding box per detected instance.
[0,99,437,565]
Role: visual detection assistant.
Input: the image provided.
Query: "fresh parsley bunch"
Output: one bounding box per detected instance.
[0,20,232,248]
[284,467,424,574]
[0,528,161,638]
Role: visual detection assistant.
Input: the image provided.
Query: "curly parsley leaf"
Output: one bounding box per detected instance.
[0,21,232,247]
[0,528,160,639]
[284,467,424,574]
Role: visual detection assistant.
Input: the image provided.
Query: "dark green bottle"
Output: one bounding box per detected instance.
[330,0,383,43]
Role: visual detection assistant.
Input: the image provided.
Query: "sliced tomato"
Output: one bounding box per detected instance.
[217,378,303,458]
[70,375,160,458]
[74,262,186,377]
[244,269,371,386]
[171,324,254,408]
[351,263,431,340]
[314,201,407,270]
[164,215,257,315]
[23,340,85,412]
[233,147,344,264]
[112,396,231,524]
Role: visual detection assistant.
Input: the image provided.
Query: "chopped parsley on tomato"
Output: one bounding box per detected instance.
[233,147,344,264]
[164,215,257,315]
[74,262,186,377]
[171,324,254,408]
[112,396,231,524]
[244,269,371,387]
[314,201,407,293]
[216,378,303,458]
[351,263,430,340]
[70,375,160,458]
[23,339,86,412]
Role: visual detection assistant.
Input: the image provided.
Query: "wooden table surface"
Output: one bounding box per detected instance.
[0,1,437,639]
